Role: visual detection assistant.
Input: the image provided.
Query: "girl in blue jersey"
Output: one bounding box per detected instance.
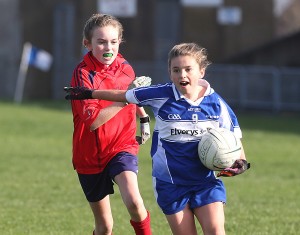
[65,42,250,235]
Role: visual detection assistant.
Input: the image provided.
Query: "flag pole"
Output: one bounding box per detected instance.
[14,42,32,103]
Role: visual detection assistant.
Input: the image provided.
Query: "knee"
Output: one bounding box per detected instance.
[202,225,225,235]
[126,197,145,212]
[95,220,113,235]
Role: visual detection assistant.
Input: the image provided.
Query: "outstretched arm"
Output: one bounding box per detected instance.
[92,89,127,102]
[64,86,127,101]
[64,76,152,132]
[90,102,127,131]
[64,76,151,101]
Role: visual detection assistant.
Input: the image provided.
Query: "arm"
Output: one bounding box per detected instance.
[65,76,152,131]
[136,106,148,118]
[217,100,250,176]
[64,76,151,101]
[65,88,138,131]
[91,74,153,101]
[88,78,126,131]
[92,89,127,102]
[136,106,151,144]
[90,102,127,131]
[90,91,152,143]
[240,144,247,160]
[89,91,152,143]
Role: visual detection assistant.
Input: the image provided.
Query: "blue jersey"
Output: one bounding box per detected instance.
[126,80,242,185]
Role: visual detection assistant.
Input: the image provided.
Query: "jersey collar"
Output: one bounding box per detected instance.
[84,51,123,73]
[172,79,214,105]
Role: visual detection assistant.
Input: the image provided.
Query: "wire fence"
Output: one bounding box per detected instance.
[132,62,300,113]
[2,57,299,113]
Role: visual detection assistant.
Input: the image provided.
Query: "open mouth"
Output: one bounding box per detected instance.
[103,53,113,58]
[180,81,189,87]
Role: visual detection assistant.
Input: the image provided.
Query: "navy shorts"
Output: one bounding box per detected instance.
[154,178,226,215]
[78,152,138,202]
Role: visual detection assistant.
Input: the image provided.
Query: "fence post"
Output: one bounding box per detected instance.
[272,67,281,113]
[239,66,247,110]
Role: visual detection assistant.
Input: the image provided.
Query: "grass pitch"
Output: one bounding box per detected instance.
[0,101,299,235]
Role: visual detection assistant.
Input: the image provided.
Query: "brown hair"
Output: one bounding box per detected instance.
[168,43,211,72]
[82,13,124,45]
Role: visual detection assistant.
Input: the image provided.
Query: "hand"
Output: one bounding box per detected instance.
[137,116,151,145]
[64,87,94,100]
[128,76,152,89]
[217,159,250,177]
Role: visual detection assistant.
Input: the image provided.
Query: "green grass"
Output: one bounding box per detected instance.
[0,101,299,235]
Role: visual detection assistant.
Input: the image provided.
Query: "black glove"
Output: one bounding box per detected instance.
[64,87,94,100]
[217,159,250,177]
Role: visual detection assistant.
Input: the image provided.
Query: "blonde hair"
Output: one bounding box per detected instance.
[82,13,124,45]
[168,43,211,71]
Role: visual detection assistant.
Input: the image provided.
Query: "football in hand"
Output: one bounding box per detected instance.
[198,128,242,171]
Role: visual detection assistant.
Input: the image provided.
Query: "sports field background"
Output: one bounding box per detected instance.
[0,101,299,235]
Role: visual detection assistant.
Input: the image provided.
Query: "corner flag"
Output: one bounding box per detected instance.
[28,44,53,72]
[14,42,53,103]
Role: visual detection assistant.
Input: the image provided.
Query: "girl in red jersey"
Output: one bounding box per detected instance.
[68,14,152,235]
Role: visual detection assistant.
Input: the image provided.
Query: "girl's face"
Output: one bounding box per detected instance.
[85,25,121,65]
[170,55,205,99]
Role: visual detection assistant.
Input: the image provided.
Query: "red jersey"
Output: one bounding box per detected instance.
[70,52,139,174]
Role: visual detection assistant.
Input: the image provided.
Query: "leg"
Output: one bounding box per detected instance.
[115,171,147,220]
[165,204,198,235]
[194,202,225,235]
[115,171,151,235]
[89,195,113,235]
[78,171,115,235]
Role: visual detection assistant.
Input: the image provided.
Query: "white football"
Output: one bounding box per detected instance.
[198,128,242,171]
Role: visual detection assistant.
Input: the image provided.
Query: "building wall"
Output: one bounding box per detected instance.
[276,0,300,36]
[180,0,275,62]
[0,0,21,99]
[19,0,97,100]
[118,0,155,61]
[0,0,294,100]
[227,31,300,67]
